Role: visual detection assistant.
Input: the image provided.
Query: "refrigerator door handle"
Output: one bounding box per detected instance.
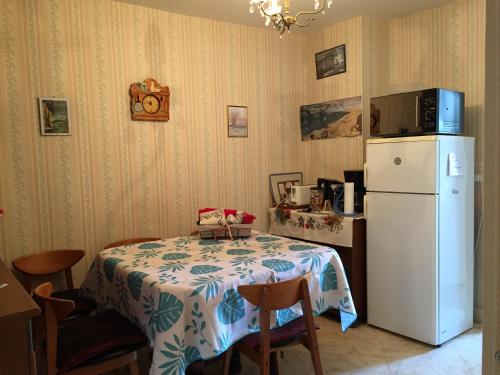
[364,194,367,216]
[364,162,368,188]
[415,95,420,128]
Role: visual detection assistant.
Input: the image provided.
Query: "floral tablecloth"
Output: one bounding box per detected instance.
[269,208,363,247]
[81,231,357,375]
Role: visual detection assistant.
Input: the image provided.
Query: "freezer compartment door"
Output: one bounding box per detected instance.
[366,139,439,194]
[366,192,438,345]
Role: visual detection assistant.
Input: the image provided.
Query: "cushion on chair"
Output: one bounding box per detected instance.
[52,288,96,317]
[242,316,318,350]
[57,309,148,372]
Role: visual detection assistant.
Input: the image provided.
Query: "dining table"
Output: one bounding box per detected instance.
[81,231,357,375]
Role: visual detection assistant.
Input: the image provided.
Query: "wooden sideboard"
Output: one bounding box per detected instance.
[268,209,367,322]
[0,259,40,375]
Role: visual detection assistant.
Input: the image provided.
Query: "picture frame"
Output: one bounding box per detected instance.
[227,105,248,137]
[315,44,346,80]
[38,97,70,135]
[269,172,303,204]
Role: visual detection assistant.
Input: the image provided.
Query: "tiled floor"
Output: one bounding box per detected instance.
[203,316,482,375]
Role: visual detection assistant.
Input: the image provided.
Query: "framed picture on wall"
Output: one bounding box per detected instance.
[38,97,71,135]
[269,172,303,204]
[315,44,346,79]
[227,105,248,137]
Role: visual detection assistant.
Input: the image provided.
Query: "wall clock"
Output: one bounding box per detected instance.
[129,78,170,121]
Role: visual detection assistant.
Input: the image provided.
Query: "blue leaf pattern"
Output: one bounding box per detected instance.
[262,259,295,272]
[127,271,148,301]
[190,265,224,275]
[138,242,165,249]
[320,263,338,292]
[226,249,256,255]
[289,244,317,251]
[103,257,124,282]
[162,253,191,260]
[217,289,245,324]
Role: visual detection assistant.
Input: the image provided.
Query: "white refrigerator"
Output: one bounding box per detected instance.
[365,135,474,346]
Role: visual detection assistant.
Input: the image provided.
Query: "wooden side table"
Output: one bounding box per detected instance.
[0,259,40,375]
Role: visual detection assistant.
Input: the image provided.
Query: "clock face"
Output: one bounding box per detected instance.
[142,94,160,114]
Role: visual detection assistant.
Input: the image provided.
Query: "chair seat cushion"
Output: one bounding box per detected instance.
[242,316,318,350]
[57,309,148,372]
[52,288,96,317]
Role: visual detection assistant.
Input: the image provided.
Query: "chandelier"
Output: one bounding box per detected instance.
[249,0,334,36]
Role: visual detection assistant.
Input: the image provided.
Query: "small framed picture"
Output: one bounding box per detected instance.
[227,105,248,137]
[269,172,303,204]
[39,97,70,135]
[315,44,346,80]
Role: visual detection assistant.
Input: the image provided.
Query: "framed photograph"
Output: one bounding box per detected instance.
[315,44,346,80]
[269,172,303,204]
[227,105,248,137]
[38,97,70,135]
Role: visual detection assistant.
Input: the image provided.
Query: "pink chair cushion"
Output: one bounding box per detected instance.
[57,309,147,372]
[242,316,318,350]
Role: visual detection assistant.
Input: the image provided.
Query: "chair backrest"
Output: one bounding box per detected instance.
[237,276,307,311]
[33,282,75,375]
[103,237,161,249]
[237,276,317,375]
[12,250,85,291]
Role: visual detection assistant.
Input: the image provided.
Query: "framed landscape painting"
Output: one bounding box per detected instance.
[39,97,70,135]
[227,105,248,137]
[300,96,362,141]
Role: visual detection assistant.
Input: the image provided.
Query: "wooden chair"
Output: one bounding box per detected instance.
[104,237,161,249]
[12,250,95,318]
[223,277,323,375]
[33,282,147,375]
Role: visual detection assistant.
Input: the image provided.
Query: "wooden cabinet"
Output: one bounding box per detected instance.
[0,259,40,375]
[268,209,367,321]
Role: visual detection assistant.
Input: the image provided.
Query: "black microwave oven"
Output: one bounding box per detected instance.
[370,88,464,137]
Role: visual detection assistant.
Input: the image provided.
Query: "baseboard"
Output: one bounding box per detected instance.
[474,307,483,323]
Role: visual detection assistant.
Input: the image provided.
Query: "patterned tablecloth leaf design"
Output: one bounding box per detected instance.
[149,292,184,335]
[226,249,256,255]
[217,289,245,324]
[81,231,356,375]
[162,253,191,260]
[255,236,281,242]
[190,265,224,275]
[159,334,201,375]
[127,271,149,301]
[103,257,124,282]
[288,244,317,251]
[320,262,338,292]
[262,259,296,273]
[139,242,165,250]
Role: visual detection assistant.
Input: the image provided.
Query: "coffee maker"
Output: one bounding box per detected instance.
[343,169,365,213]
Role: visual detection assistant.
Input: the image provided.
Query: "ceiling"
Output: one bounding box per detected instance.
[116,0,453,31]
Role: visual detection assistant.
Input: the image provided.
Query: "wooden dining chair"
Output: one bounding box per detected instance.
[33,282,148,375]
[104,237,161,249]
[223,276,323,375]
[12,250,95,319]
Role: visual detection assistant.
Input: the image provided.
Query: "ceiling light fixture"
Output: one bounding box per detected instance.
[249,0,333,37]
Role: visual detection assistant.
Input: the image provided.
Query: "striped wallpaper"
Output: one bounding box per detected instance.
[0,0,485,287]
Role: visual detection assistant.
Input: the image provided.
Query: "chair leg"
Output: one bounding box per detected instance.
[128,359,140,375]
[271,352,280,375]
[308,335,323,375]
[222,346,233,375]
